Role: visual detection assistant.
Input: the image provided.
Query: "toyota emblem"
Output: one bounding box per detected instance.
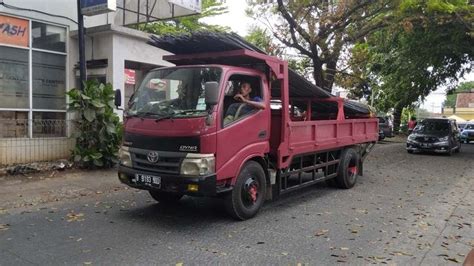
[147,151,159,163]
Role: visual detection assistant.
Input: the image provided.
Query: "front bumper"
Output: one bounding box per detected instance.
[406,142,451,153]
[118,166,228,196]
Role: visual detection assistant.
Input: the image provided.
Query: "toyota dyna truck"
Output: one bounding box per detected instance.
[116,33,378,220]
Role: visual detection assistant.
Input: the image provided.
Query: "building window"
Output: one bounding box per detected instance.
[0,15,67,138]
[32,21,66,53]
[32,51,66,110]
[0,46,29,109]
[32,112,66,138]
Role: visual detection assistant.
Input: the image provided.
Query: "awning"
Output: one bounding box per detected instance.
[448,115,466,122]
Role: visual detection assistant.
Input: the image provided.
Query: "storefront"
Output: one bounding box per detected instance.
[0,14,68,138]
[0,3,173,165]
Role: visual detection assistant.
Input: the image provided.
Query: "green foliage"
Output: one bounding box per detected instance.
[245,27,283,56]
[339,0,473,131]
[444,81,474,108]
[67,81,123,168]
[140,0,229,35]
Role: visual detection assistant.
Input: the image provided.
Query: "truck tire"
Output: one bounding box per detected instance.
[149,190,183,203]
[225,161,266,220]
[335,148,360,189]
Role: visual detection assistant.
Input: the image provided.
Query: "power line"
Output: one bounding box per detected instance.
[0,1,78,24]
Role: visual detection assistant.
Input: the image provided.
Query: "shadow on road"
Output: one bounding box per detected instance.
[115,181,338,228]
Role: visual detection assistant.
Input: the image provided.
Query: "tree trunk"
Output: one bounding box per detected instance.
[324,59,338,92]
[312,58,328,92]
[393,105,403,134]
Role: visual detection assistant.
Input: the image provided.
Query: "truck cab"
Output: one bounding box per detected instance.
[118,64,270,197]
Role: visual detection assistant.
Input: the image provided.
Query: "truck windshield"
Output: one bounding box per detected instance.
[127,67,222,118]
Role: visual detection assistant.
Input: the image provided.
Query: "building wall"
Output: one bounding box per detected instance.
[443,108,474,121]
[0,138,75,166]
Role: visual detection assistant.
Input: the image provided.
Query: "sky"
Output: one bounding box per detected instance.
[203,1,473,114]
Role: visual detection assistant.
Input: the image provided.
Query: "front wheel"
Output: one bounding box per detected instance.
[335,148,360,189]
[225,161,266,220]
[149,190,183,203]
[455,144,461,153]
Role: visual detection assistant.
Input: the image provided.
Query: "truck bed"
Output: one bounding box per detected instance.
[270,111,378,167]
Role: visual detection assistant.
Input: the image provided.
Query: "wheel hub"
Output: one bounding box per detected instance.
[243,178,259,205]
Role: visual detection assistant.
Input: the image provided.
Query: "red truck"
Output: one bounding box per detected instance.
[116,33,378,220]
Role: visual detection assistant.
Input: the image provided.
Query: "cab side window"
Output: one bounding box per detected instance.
[222,74,263,127]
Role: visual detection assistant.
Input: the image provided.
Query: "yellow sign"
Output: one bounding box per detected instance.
[0,15,29,47]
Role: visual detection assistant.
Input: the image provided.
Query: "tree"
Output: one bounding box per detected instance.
[340,0,473,131]
[141,0,229,35]
[247,0,396,91]
[444,81,474,108]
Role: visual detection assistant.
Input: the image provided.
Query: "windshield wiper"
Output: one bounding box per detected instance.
[154,110,206,122]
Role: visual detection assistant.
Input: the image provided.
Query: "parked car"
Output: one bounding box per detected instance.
[406,118,461,155]
[460,123,474,143]
[378,116,393,137]
[458,122,468,132]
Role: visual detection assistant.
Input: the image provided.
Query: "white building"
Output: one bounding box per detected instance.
[0,0,193,165]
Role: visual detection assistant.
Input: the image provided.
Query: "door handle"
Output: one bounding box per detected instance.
[258,130,267,139]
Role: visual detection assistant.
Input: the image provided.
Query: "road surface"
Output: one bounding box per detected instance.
[0,141,473,265]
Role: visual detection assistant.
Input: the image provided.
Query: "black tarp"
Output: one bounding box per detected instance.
[148,32,370,115]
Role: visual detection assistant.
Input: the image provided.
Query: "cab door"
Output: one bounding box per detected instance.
[215,72,270,179]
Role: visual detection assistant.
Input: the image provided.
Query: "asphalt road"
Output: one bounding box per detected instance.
[1,141,473,265]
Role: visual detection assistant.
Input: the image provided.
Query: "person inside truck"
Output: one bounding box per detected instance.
[224,81,265,124]
[134,78,167,110]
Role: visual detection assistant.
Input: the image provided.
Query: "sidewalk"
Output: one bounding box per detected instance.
[0,168,125,212]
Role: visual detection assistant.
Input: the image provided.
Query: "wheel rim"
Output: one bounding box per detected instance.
[241,177,259,208]
[347,157,358,183]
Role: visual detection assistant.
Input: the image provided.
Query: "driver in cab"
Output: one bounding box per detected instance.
[224,82,265,124]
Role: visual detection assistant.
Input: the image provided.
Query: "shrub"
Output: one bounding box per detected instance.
[67,80,122,168]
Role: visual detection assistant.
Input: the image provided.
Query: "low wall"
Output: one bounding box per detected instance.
[0,138,76,166]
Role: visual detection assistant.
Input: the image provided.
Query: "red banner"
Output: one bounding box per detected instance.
[124,69,135,85]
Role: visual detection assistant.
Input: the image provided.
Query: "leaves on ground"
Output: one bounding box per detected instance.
[444,257,462,263]
[315,229,329,236]
[66,212,85,222]
[0,223,10,231]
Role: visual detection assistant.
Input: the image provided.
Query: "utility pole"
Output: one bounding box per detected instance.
[77,0,86,90]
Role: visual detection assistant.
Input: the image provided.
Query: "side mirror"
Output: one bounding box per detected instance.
[204,82,219,106]
[114,89,122,108]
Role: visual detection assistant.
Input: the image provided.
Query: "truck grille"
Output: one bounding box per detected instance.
[130,148,184,174]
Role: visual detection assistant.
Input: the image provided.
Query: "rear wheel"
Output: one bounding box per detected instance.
[407,150,414,154]
[225,161,266,220]
[149,190,183,203]
[335,148,360,189]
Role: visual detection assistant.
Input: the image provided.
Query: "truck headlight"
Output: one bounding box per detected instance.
[119,146,132,167]
[180,154,215,176]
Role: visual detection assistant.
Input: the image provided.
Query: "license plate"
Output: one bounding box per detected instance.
[421,143,431,148]
[134,174,161,188]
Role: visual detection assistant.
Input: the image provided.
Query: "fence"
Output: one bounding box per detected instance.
[0,119,76,166]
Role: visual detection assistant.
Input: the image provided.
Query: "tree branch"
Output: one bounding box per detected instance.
[276,0,313,44]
